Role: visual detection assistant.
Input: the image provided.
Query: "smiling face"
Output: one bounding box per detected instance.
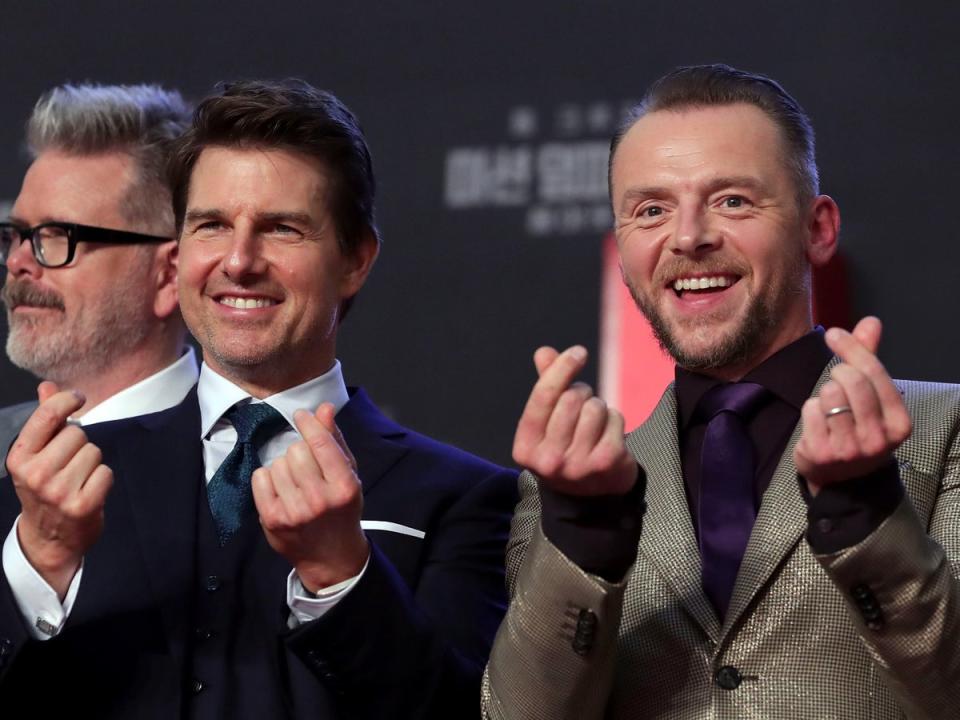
[2,151,161,385]
[611,103,837,379]
[177,146,376,396]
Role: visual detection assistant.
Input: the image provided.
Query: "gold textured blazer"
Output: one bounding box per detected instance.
[483,366,960,720]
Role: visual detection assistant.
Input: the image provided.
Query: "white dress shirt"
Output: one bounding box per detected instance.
[195,361,367,626]
[4,354,367,639]
[3,348,199,640]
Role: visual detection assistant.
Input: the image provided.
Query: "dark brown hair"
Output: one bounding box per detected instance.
[168,79,380,253]
[610,64,819,203]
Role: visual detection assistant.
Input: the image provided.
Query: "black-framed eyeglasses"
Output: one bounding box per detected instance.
[0,222,170,269]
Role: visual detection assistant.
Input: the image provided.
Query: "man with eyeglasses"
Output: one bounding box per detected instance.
[0,79,516,719]
[0,83,199,469]
[0,83,199,656]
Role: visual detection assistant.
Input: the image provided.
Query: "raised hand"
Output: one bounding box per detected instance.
[795,317,912,492]
[6,381,113,598]
[512,345,637,496]
[252,402,368,592]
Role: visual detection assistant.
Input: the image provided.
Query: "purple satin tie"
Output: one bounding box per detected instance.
[697,382,770,620]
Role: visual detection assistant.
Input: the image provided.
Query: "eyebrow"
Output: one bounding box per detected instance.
[5,214,67,227]
[183,208,223,225]
[183,209,315,226]
[702,175,767,195]
[256,211,314,226]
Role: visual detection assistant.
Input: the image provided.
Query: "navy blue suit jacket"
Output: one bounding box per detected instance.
[0,387,518,718]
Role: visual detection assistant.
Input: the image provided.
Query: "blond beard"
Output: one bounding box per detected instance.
[625,260,810,373]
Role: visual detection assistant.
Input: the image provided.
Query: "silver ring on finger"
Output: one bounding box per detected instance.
[824,405,853,419]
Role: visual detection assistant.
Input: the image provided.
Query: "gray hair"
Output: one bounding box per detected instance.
[26,83,191,234]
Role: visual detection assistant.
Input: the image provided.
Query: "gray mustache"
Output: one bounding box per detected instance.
[1,280,66,311]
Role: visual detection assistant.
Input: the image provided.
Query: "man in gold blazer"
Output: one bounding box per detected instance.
[482,65,960,719]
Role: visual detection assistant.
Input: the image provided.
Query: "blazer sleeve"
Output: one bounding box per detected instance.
[481,470,627,720]
[0,480,35,685]
[285,465,518,720]
[814,385,960,720]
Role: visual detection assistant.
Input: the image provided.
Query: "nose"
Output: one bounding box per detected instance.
[4,236,43,278]
[668,203,720,257]
[221,227,266,280]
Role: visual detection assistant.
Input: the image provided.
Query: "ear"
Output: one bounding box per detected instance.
[338,230,380,300]
[803,195,840,268]
[151,240,180,319]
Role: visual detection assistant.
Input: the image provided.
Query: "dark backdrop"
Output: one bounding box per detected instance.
[2,1,957,466]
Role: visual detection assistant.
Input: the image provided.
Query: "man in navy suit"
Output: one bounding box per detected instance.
[0,79,517,718]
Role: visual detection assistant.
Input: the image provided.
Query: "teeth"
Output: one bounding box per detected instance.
[673,276,733,292]
[219,296,276,309]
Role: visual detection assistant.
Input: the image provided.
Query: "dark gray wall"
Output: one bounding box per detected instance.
[2,1,958,465]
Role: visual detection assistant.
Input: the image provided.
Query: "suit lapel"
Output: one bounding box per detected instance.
[628,386,722,640]
[335,388,409,496]
[0,401,38,469]
[249,387,411,628]
[104,390,203,670]
[722,358,840,634]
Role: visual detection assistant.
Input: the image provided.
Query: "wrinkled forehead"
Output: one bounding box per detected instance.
[186,146,330,205]
[610,104,793,193]
[12,150,136,228]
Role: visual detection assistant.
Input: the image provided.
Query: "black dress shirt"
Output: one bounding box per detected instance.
[542,328,905,580]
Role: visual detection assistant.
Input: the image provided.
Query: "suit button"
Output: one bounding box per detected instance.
[306,649,327,670]
[572,609,598,657]
[192,678,205,694]
[715,665,742,690]
[205,575,221,592]
[850,585,885,628]
[195,628,214,641]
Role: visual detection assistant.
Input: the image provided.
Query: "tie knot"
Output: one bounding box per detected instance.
[697,382,770,422]
[225,402,288,445]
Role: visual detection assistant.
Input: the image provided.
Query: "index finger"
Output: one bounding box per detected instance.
[292,409,355,484]
[15,390,86,456]
[517,345,588,440]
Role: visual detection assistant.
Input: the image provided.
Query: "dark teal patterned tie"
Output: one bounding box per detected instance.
[207,402,288,545]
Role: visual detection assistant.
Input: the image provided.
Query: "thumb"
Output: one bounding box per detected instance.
[314,402,357,472]
[533,346,561,376]
[37,381,61,404]
[314,402,337,431]
[851,316,882,355]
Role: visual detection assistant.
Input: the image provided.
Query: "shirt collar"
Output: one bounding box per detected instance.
[676,327,831,430]
[197,360,350,439]
[78,346,200,426]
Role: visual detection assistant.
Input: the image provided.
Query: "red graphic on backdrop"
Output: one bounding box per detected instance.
[598,233,851,431]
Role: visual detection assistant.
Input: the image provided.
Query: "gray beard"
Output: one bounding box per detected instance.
[6,307,149,385]
[3,274,152,385]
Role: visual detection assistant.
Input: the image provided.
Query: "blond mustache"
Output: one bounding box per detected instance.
[652,258,750,287]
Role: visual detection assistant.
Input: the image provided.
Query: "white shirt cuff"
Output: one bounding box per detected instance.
[2,516,82,641]
[286,554,370,628]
